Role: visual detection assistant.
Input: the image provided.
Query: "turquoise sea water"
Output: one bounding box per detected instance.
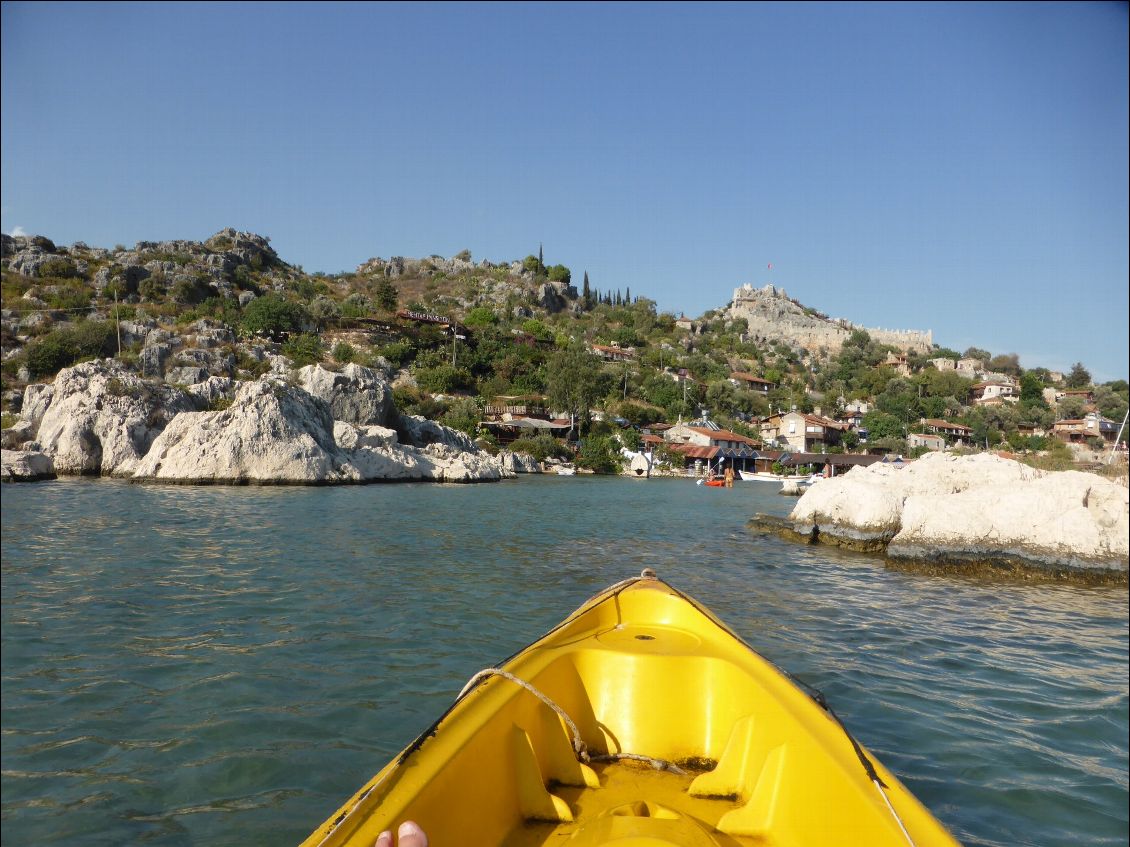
[1,476,1127,846]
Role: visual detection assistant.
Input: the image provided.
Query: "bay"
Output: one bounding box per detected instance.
[1,476,1127,846]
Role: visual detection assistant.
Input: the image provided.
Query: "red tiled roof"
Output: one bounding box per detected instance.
[667,444,718,459]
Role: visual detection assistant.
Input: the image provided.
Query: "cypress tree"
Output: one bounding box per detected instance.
[625,286,631,304]
[582,271,591,310]
[538,243,545,275]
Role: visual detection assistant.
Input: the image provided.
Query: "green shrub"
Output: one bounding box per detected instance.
[414,364,473,394]
[576,435,622,474]
[46,283,92,311]
[440,397,482,437]
[25,332,79,377]
[242,295,309,338]
[332,341,356,364]
[508,433,571,462]
[281,333,324,367]
[464,307,498,327]
[170,274,213,305]
[71,320,117,358]
[547,264,571,284]
[139,273,167,301]
[393,385,448,420]
[38,257,81,279]
[378,341,415,367]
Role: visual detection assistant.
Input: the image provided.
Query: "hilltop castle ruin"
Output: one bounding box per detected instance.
[727,283,932,354]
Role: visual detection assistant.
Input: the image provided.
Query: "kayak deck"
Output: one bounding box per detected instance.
[304,574,959,846]
[507,759,759,846]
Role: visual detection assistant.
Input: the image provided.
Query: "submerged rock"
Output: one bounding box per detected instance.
[783,452,1128,575]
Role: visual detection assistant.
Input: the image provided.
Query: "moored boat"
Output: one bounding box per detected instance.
[738,470,785,482]
[302,571,960,847]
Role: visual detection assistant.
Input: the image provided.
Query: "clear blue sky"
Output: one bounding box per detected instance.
[3,2,1127,381]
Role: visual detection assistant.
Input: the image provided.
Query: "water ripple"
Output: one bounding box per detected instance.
[2,477,1126,847]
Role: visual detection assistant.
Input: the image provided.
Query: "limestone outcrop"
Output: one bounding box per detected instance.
[1,449,56,482]
[5,356,511,485]
[297,363,395,427]
[130,379,509,484]
[497,451,543,474]
[780,452,1128,574]
[28,360,199,476]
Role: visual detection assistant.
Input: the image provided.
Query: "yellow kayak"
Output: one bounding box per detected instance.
[302,570,960,846]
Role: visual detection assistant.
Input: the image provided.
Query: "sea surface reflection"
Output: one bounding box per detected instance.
[2,476,1127,846]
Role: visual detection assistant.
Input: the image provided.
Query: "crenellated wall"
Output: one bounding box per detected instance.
[728,284,932,353]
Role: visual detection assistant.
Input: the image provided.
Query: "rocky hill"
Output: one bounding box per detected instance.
[1,227,1124,486]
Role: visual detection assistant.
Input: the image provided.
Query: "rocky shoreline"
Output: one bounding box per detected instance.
[750,452,1128,581]
[2,357,538,485]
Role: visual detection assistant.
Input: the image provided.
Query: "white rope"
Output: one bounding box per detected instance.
[458,664,686,775]
[459,667,590,761]
[589,752,686,775]
[873,778,918,847]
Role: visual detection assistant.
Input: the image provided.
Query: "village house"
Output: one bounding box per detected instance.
[838,409,866,431]
[662,418,760,473]
[761,411,847,452]
[728,371,775,394]
[588,343,635,363]
[957,357,984,375]
[881,352,912,377]
[1053,412,1119,446]
[920,418,973,445]
[1055,388,1095,406]
[971,380,1019,405]
[928,357,957,371]
[664,420,759,452]
[908,431,946,452]
[674,314,695,332]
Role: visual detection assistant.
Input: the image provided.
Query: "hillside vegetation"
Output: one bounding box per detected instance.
[2,229,1126,469]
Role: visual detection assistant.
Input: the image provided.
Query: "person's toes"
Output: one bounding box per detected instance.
[375,832,393,847]
[397,820,428,847]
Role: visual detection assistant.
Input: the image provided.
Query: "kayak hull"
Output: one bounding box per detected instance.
[302,574,959,847]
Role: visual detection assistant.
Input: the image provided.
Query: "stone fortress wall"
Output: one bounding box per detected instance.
[727,284,933,354]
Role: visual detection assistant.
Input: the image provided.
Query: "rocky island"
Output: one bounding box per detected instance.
[752,452,1128,580]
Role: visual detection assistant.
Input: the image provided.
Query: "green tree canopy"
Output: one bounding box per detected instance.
[242,295,309,337]
[374,278,399,312]
[547,345,604,431]
[1065,362,1092,388]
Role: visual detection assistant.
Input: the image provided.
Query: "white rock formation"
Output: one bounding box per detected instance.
[30,360,197,476]
[497,451,543,474]
[297,363,395,427]
[788,452,1128,572]
[1,449,56,481]
[132,379,509,484]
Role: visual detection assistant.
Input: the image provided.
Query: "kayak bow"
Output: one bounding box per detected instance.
[303,570,959,847]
